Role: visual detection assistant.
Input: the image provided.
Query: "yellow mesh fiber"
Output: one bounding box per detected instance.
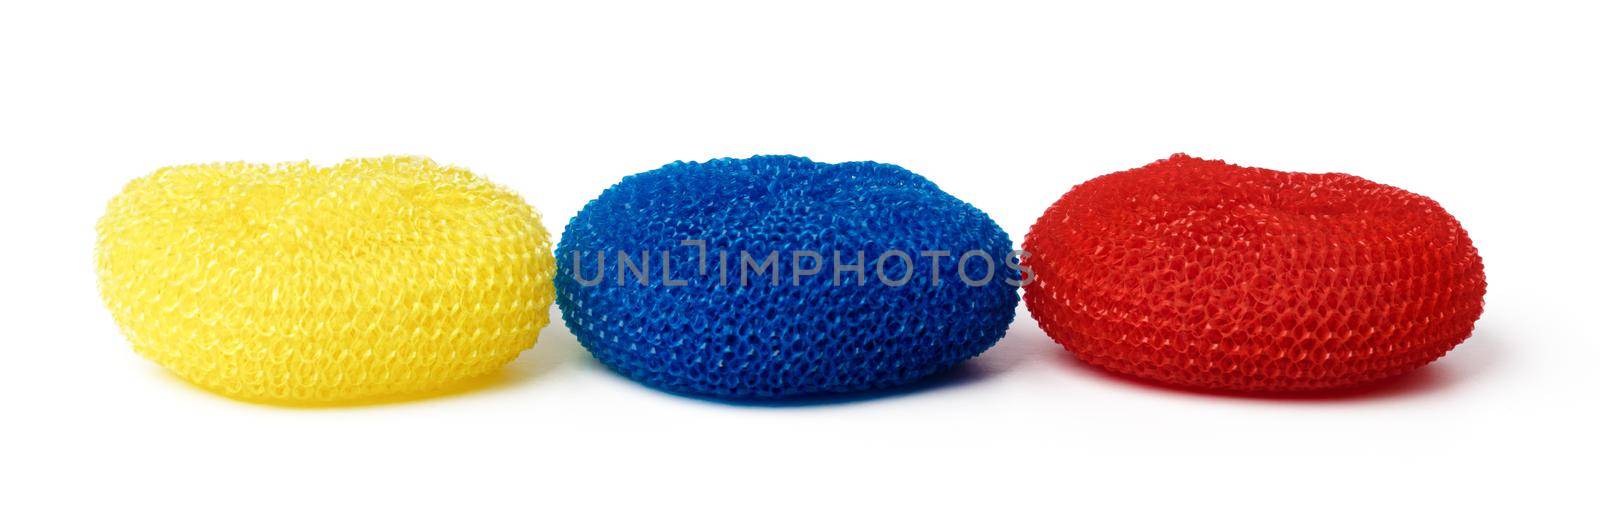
[96,156,555,404]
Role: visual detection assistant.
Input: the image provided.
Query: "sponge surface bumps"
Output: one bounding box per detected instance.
[556,156,1019,399]
[96,156,556,403]
[1024,154,1486,392]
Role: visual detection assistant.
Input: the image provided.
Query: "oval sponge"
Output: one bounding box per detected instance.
[96,156,556,403]
[1024,154,1486,392]
[555,155,1019,399]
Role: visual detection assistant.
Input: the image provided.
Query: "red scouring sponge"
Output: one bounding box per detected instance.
[1023,154,1486,392]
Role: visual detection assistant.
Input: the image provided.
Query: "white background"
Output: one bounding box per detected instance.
[2,1,1596,525]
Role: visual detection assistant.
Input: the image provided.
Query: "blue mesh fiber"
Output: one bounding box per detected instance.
[555,155,1020,399]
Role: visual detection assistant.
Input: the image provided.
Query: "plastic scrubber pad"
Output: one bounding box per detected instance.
[1023,154,1486,392]
[96,156,556,403]
[555,155,1020,399]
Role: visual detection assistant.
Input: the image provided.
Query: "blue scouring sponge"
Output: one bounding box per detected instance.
[555,155,1019,399]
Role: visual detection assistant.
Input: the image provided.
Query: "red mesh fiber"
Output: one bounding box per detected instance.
[1023,154,1486,392]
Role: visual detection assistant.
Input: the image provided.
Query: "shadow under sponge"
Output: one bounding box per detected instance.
[96,156,557,404]
[1023,154,1486,392]
[555,155,1020,399]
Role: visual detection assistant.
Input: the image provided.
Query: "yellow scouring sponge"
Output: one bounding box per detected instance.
[96,156,555,404]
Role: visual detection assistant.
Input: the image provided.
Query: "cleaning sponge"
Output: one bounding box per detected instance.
[96,156,556,403]
[1023,154,1486,392]
[556,155,1020,399]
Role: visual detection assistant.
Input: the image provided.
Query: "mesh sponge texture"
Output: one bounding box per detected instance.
[556,155,1019,399]
[1023,154,1486,392]
[96,156,556,404]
